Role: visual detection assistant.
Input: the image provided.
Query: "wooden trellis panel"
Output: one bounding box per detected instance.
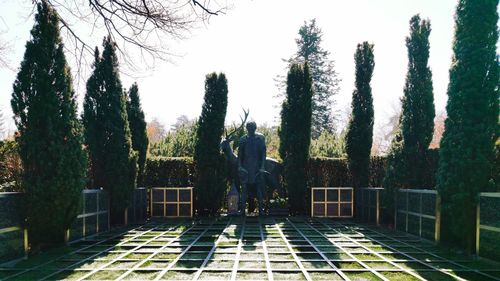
[150,187,193,217]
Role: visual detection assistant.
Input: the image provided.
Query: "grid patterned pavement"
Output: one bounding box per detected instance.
[0,217,499,281]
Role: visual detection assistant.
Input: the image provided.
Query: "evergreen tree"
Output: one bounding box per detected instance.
[83,37,137,225]
[278,19,339,138]
[279,63,313,214]
[346,42,375,188]
[194,73,228,215]
[149,121,197,157]
[437,0,499,253]
[383,15,435,221]
[11,1,87,245]
[83,48,106,189]
[127,83,149,183]
[309,131,346,158]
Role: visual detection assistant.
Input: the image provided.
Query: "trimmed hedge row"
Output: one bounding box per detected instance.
[307,156,388,187]
[142,155,436,189]
[0,148,444,193]
[140,157,195,187]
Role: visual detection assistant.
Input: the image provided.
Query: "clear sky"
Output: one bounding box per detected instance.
[0,0,467,135]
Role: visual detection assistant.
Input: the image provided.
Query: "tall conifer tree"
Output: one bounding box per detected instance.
[346,42,375,188]
[383,15,435,221]
[279,19,339,138]
[437,0,499,253]
[127,83,149,184]
[11,1,87,245]
[194,73,228,215]
[279,63,313,214]
[83,37,137,224]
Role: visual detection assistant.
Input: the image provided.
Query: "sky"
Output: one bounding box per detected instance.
[0,0,469,136]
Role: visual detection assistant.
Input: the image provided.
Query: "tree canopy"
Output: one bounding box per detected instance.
[279,62,313,214]
[278,19,340,139]
[194,72,228,215]
[83,36,138,224]
[11,1,87,245]
[346,42,375,188]
[127,83,149,183]
[437,0,499,254]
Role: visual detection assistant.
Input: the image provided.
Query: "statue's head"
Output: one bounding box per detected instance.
[246,121,257,136]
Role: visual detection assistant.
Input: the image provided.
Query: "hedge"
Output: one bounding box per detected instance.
[308,156,386,187]
[140,157,195,187]
[0,150,444,192]
[142,156,398,189]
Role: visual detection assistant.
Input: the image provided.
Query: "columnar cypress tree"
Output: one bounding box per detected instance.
[346,42,375,188]
[83,48,106,189]
[382,15,435,221]
[11,1,87,245]
[279,63,313,214]
[83,37,137,225]
[437,0,499,253]
[127,83,149,184]
[194,73,228,215]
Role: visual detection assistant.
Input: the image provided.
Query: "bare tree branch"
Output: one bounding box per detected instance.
[31,0,227,79]
[0,40,12,70]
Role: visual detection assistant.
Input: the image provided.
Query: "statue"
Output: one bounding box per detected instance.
[220,109,283,215]
[238,121,266,215]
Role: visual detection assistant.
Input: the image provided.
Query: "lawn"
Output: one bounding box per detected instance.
[0,217,498,281]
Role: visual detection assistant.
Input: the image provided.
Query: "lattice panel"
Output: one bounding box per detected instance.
[311,187,353,218]
[150,187,193,217]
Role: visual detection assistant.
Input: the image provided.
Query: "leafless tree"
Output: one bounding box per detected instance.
[372,100,402,155]
[0,42,8,68]
[429,110,446,149]
[31,0,227,78]
[147,117,167,143]
[0,37,13,70]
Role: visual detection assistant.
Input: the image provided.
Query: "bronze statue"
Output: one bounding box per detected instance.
[220,110,283,215]
[238,121,266,215]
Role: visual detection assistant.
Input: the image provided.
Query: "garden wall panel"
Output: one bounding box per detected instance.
[355,188,382,224]
[395,189,439,242]
[127,187,148,223]
[0,193,25,264]
[68,189,109,242]
[477,193,500,261]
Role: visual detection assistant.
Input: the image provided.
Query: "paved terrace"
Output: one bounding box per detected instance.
[0,217,499,281]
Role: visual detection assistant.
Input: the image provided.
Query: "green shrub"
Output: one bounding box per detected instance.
[141,157,195,187]
[0,140,23,192]
[307,156,387,188]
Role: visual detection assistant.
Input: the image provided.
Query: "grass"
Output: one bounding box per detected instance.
[1,218,498,281]
[270,261,300,269]
[198,271,231,280]
[87,270,126,280]
[122,270,160,280]
[272,271,306,280]
[380,271,422,281]
[238,260,266,269]
[159,270,196,280]
[139,260,172,268]
[343,271,383,281]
